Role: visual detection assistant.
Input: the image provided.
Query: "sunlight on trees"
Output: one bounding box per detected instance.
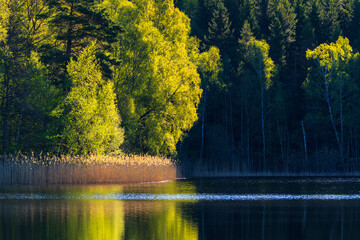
[101,0,206,156]
[54,43,124,155]
[0,0,9,43]
[246,37,275,169]
[305,36,357,165]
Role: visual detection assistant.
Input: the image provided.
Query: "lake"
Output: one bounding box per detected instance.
[1,177,360,239]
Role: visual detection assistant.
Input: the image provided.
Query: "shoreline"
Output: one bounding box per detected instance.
[2,153,359,186]
[180,170,360,178]
[0,154,177,185]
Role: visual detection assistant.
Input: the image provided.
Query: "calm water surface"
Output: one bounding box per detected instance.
[1,177,360,239]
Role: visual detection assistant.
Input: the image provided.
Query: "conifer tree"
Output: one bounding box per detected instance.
[347,0,360,50]
[47,0,118,56]
[205,0,234,52]
[238,0,260,37]
[268,0,297,65]
[42,0,120,85]
[239,21,254,49]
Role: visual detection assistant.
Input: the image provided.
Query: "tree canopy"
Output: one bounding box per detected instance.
[2,0,360,173]
[54,43,124,155]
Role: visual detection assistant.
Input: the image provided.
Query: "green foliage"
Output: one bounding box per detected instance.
[0,0,9,43]
[246,38,275,89]
[101,0,203,156]
[268,0,297,65]
[305,36,353,75]
[55,44,124,155]
[304,36,356,161]
[205,0,234,52]
[198,46,222,88]
[47,0,119,55]
[2,0,360,172]
[19,52,62,151]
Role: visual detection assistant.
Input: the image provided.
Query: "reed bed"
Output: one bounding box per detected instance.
[0,154,176,185]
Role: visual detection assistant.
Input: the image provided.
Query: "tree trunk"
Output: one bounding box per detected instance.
[301,121,308,170]
[325,83,343,166]
[261,84,266,171]
[340,86,344,166]
[199,88,207,162]
[277,121,285,167]
[2,63,10,152]
[66,3,74,56]
[230,94,234,149]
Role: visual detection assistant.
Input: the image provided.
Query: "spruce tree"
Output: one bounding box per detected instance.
[347,0,360,50]
[205,0,234,53]
[268,0,297,65]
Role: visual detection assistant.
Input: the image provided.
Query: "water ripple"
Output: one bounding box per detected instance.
[2,193,360,201]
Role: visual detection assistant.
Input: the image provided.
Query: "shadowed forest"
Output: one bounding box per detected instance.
[1,0,360,174]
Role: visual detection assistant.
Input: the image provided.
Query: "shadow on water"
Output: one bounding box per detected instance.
[1,178,360,239]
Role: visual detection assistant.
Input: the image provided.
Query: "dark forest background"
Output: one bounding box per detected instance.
[176,0,360,173]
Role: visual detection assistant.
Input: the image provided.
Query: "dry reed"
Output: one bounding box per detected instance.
[0,154,177,185]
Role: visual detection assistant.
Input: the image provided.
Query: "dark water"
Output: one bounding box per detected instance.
[1,177,360,239]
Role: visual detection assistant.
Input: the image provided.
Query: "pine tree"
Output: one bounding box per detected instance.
[47,0,119,56]
[42,0,121,85]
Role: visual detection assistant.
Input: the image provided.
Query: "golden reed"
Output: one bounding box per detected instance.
[0,154,176,185]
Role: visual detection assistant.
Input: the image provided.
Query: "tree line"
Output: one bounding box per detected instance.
[0,0,219,156]
[176,0,360,172]
[1,0,360,173]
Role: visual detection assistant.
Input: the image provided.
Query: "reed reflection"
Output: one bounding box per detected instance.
[0,184,198,240]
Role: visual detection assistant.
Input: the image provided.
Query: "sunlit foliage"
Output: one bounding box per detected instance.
[101,0,206,156]
[54,44,124,155]
[304,36,357,163]
[0,0,9,42]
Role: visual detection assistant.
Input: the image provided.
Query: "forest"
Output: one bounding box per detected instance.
[1,0,360,173]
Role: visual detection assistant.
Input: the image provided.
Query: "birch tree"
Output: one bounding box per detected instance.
[54,43,124,155]
[245,37,275,170]
[305,36,354,165]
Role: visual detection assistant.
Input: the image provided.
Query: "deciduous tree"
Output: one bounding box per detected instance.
[245,37,275,170]
[54,43,123,155]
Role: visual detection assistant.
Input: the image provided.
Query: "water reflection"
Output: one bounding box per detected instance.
[196,201,360,240]
[1,178,360,239]
[0,184,198,240]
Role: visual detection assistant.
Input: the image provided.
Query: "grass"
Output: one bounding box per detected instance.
[0,154,177,185]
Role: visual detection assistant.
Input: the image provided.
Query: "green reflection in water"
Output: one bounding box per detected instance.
[0,182,198,240]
